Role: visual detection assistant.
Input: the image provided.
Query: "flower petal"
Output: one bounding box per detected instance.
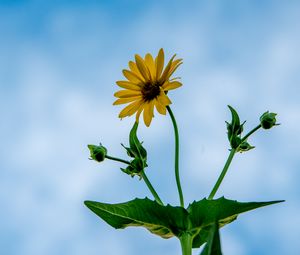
[128,61,145,81]
[143,102,154,127]
[159,54,176,83]
[114,90,142,98]
[122,69,143,83]
[162,81,182,91]
[155,48,165,80]
[135,54,150,81]
[157,90,172,106]
[113,96,142,105]
[155,98,166,115]
[145,53,156,80]
[135,102,145,122]
[116,81,141,91]
[167,59,183,80]
[119,100,143,118]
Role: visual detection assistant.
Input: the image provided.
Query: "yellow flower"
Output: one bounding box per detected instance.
[113,49,183,127]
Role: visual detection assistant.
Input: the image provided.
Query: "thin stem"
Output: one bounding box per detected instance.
[208,148,236,200]
[140,170,164,205]
[241,124,261,143]
[105,155,131,165]
[208,124,262,200]
[167,106,184,207]
[105,155,163,205]
[179,233,193,255]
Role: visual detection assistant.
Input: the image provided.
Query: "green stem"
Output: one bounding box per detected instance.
[179,233,193,255]
[208,148,236,200]
[140,170,164,205]
[208,124,262,200]
[105,155,131,165]
[241,124,261,143]
[167,106,184,207]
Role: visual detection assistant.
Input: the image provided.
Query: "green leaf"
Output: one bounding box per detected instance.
[200,222,222,255]
[84,198,189,239]
[189,197,284,248]
[85,197,283,247]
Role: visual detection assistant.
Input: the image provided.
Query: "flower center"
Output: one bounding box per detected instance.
[141,82,161,101]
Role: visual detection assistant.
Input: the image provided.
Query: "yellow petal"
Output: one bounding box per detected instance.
[157,90,172,106]
[155,98,166,115]
[143,102,154,127]
[114,90,142,98]
[116,81,141,91]
[155,48,164,80]
[119,100,143,118]
[162,81,182,91]
[167,59,183,80]
[113,96,142,105]
[122,69,143,83]
[135,102,144,122]
[159,54,176,82]
[145,53,156,80]
[128,61,144,81]
[135,54,150,81]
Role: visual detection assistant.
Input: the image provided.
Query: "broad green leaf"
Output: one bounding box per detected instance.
[85,197,283,247]
[85,198,189,238]
[200,222,222,255]
[189,197,284,248]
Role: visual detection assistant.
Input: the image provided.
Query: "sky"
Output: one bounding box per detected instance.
[1,0,300,254]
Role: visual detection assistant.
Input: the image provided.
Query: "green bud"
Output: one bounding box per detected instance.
[88,144,107,162]
[120,122,148,178]
[237,141,255,153]
[230,136,242,149]
[120,165,135,177]
[260,111,277,129]
[226,106,246,149]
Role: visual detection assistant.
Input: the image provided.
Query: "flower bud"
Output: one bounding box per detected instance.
[237,141,255,153]
[260,111,277,129]
[88,144,107,162]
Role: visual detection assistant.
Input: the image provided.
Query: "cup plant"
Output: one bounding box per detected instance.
[85,49,283,255]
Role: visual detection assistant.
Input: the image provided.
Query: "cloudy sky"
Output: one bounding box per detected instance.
[1,0,300,254]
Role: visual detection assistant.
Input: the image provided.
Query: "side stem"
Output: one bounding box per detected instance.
[140,170,164,205]
[167,106,184,207]
[105,155,131,165]
[105,155,163,205]
[208,148,236,200]
[207,124,262,200]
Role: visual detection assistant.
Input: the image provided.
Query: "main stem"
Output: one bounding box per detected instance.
[167,106,184,207]
[208,148,236,200]
[180,233,193,255]
[105,155,163,205]
[140,170,164,205]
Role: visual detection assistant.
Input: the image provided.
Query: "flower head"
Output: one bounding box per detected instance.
[113,49,182,126]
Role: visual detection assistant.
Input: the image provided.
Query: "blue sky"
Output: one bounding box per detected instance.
[1,1,300,254]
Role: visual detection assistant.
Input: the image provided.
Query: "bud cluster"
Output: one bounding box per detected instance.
[121,122,148,177]
[226,106,254,152]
